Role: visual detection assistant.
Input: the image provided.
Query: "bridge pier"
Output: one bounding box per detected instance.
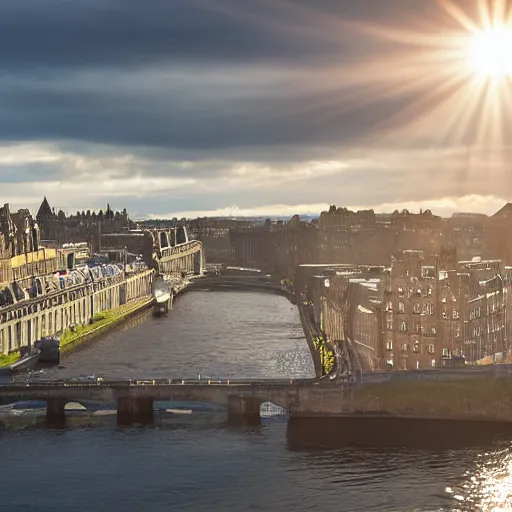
[117,397,154,425]
[46,398,67,424]
[227,395,262,423]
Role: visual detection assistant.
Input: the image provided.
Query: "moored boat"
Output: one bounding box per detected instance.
[152,277,172,316]
[35,336,60,365]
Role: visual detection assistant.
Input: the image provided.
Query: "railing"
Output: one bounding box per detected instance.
[2,377,318,389]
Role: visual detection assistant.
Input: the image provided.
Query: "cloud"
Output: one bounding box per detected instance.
[151,195,506,220]
[0,0,511,217]
[0,142,509,220]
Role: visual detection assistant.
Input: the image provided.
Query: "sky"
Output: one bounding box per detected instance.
[0,0,511,219]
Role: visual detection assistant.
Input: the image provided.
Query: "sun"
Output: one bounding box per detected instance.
[468,26,512,78]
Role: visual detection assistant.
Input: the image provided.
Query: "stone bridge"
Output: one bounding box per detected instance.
[3,368,512,425]
[188,268,285,295]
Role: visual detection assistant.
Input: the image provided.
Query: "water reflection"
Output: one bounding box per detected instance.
[287,417,512,452]
[447,447,512,511]
[287,417,512,511]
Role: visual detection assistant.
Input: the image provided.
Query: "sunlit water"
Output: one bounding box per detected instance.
[2,291,512,512]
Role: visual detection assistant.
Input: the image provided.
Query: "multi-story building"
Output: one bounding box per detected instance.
[456,258,506,363]
[36,197,135,251]
[444,212,488,261]
[382,250,438,370]
[302,265,384,371]
[0,203,58,288]
[318,205,376,232]
[382,250,506,369]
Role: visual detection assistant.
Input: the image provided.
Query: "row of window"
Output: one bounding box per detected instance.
[397,286,433,297]
[386,341,436,354]
[390,321,437,335]
[386,302,435,315]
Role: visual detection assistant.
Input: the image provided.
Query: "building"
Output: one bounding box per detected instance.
[444,212,488,261]
[300,265,384,371]
[36,197,135,251]
[0,203,58,287]
[382,249,507,369]
[382,250,438,370]
[318,205,376,232]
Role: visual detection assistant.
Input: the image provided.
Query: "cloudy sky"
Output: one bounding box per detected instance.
[1,0,511,219]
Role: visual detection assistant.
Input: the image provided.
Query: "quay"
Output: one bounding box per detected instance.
[0,202,204,367]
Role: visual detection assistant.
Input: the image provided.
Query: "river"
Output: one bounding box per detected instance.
[1,290,512,512]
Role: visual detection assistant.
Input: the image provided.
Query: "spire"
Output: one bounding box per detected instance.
[36,196,53,221]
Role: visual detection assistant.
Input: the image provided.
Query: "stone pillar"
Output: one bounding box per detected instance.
[227,395,262,424]
[117,396,154,425]
[46,398,67,423]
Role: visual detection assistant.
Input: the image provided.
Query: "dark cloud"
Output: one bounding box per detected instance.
[0,0,348,70]
[0,0,490,155]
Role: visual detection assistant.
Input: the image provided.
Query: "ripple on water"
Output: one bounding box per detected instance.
[4,292,512,512]
[33,291,315,381]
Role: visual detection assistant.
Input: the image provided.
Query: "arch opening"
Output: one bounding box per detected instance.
[260,401,289,418]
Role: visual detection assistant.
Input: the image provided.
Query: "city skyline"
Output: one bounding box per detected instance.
[1,1,511,218]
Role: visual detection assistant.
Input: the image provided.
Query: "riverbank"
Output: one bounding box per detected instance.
[0,274,198,369]
[0,297,154,369]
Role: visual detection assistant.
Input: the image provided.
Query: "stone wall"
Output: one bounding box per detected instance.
[0,269,153,355]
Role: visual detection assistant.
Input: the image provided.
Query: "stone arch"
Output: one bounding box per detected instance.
[45,397,103,421]
[260,401,288,418]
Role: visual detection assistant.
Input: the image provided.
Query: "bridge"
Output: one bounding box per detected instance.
[3,366,512,425]
[188,267,286,295]
[101,227,204,276]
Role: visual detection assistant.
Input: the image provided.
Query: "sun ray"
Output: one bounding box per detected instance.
[435,0,481,33]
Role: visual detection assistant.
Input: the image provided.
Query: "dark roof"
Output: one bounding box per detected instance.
[492,203,512,219]
[36,196,53,219]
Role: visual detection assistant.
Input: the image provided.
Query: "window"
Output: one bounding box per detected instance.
[431,359,436,368]
[398,286,404,295]
[427,286,432,297]
[413,303,421,314]
[455,326,461,338]
[442,348,449,357]
[453,309,459,319]
[386,340,393,351]
[413,343,420,353]
[386,317,393,330]
[400,321,407,332]
[423,303,434,315]
[401,343,408,352]
[386,301,393,312]
[428,344,435,354]
[398,301,405,313]
[431,326,436,335]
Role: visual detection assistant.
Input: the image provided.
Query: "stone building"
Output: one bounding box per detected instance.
[301,265,384,371]
[444,212,488,261]
[456,258,506,363]
[382,250,506,369]
[382,250,438,370]
[36,197,135,251]
[318,205,376,232]
[0,203,57,286]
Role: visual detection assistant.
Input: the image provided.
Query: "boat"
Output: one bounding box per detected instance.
[153,277,172,317]
[6,346,41,374]
[35,336,60,365]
